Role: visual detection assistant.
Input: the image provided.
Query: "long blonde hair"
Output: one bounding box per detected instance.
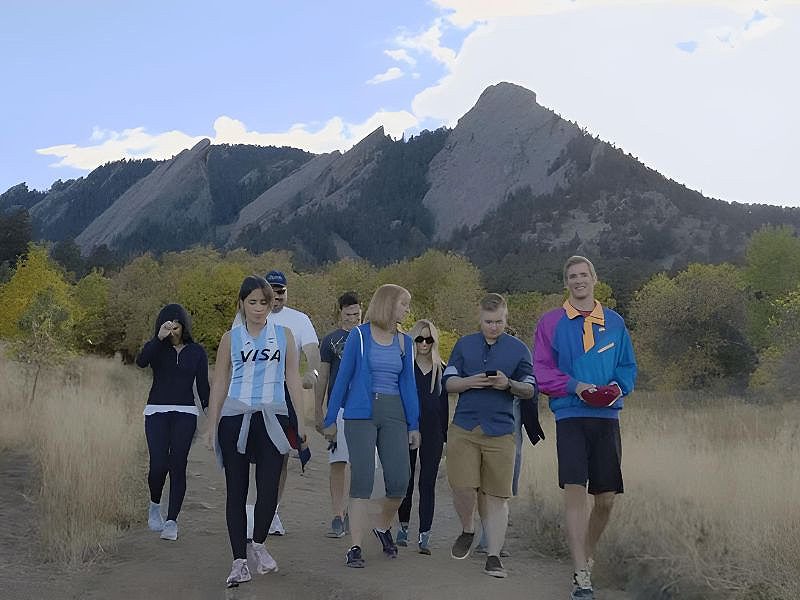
[409,319,444,394]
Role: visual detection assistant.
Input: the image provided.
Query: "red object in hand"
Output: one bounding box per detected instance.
[580,383,623,407]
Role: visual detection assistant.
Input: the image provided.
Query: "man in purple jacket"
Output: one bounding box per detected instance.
[533,256,637,600]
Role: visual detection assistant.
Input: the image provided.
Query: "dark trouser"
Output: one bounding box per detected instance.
[397,427,444,533]
[218,412,284,559]
[144,411,197,521]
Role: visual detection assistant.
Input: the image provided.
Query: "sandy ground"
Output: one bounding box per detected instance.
[1,434,629,600]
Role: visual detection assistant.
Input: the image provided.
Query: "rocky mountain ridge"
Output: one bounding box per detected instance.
[3,82,799,294]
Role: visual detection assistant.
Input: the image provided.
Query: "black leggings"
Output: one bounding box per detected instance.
[398,430,444,533]
[144,411,197,521]
[218,412,284,559]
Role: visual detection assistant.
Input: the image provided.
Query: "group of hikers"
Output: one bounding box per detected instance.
[136,255,637,600]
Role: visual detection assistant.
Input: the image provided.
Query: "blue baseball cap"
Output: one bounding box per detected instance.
[265,270,288,287]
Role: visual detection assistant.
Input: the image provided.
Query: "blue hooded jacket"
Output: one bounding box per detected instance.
[323,323,419,431]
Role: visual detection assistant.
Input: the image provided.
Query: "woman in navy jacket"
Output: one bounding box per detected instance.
[323,284,421,568]
[396,318,449,554]
[137,303,210,541]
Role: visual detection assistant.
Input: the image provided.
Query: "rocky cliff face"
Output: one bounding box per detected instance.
[424,82,578,240]
[228,127,391,244]
[76,139,214,250]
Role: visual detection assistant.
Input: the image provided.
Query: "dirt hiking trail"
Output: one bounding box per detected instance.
[1,434,629,600]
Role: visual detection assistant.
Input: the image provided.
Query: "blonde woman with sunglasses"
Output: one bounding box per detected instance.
[396,319,449,554]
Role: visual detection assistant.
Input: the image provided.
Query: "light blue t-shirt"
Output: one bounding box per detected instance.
[369,335,402,395]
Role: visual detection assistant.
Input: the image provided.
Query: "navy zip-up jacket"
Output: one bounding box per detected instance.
[136,337,210,409]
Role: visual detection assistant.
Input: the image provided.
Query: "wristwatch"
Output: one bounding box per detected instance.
[505,380,512,391]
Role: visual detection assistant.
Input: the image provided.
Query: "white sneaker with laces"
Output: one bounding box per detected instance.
[148,502,164,532]
[247,541,278,574]
[160,519,178,540]
[226,558,252,587]
[269,511,285,535]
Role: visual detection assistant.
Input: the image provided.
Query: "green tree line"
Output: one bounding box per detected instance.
[1,226,798,395]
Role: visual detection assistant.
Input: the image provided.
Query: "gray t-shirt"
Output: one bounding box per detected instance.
[320,328,350,398]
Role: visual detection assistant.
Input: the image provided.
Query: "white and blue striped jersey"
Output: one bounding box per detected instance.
[226,320,287,410]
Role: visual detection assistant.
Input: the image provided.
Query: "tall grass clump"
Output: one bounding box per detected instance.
[519,392,800,600]
[0,354,148,563]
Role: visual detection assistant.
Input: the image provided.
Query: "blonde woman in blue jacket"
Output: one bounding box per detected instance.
[323,284,421,568]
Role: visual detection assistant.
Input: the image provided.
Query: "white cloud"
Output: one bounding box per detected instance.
[37,128,205,170]
[741,11,784,41]
[433,0,800,26]
[214,110,418,153]
[396,20,457,68]
[695,9,784,52]
[384,48,417,65]
[407,3,800,206]
[366,66,405,85]
[35,109,420,171]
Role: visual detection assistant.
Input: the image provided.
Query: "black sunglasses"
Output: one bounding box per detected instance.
[271,287,287,295]
[414,336,434,344]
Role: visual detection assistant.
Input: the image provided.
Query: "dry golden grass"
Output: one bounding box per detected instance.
[519,392,800,599]
[0,354,148,563]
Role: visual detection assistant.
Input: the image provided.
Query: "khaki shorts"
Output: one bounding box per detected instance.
[446,424,515,498]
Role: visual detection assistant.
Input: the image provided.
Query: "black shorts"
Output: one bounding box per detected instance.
[556,417,623,495]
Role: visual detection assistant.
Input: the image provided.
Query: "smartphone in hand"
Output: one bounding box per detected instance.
[485,370,497,377]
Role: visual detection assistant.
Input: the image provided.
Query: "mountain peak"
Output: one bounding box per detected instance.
[191,138,212,152]
[423,82,577,239]
[475,81,538,106]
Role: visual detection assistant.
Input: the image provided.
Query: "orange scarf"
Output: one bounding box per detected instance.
[563,300,605,352]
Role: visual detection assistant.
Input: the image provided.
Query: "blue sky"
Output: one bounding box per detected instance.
[2,0,798,207]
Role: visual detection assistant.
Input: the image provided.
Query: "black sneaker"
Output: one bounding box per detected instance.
[346,545,365,568]
[372,528,398,558]
[484,555,507,578]
[450,531,475,560]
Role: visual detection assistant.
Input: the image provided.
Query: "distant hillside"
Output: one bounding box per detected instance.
[73,142,313,253]
[458,128,800,300]
[4,81,799,300]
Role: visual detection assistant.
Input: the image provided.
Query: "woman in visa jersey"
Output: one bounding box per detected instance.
[206,275,308,587]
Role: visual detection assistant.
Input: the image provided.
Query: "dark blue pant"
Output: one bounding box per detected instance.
[398,430,444,534]
[144,411,197,521]
[218,412,284,559]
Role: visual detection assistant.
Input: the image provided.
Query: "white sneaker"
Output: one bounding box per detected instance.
[148,502,164,532]
[160,519,178,540]
[269,511,285,536]
[226,558,252,587]
[247,541,278,574]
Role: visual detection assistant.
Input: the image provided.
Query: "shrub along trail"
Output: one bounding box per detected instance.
[4,431,628,600]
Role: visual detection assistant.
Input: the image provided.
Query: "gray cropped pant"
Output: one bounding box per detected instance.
[344,393,411,499]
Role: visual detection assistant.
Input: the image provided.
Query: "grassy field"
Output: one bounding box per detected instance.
[2,350,797,598]
[518,392,800,599]
[0,354,148,563]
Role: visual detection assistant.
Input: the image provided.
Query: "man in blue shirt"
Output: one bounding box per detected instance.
[533,256,636,600]
[443,293,536,579]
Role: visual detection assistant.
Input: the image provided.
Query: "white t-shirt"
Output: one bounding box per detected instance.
[232,306,318,352]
